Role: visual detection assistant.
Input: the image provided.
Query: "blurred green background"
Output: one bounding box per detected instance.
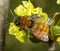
[5,0,60,51]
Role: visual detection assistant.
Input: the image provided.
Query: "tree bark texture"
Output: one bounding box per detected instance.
[0,0,9,51]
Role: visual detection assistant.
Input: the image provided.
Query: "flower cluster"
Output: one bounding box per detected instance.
[9,0,49,43]
[9,23,30,42]
[14,0,49,24]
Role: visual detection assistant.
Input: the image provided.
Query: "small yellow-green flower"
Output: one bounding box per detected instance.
[57,0,60,4]
[9,23,30,43]
[14,5,26,16]
[56,37,60,44]
[32,7,42,16]
[9,23,20,35]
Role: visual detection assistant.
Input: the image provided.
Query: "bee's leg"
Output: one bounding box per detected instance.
[48,39,56,51]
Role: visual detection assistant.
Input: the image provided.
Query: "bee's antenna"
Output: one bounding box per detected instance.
[4,9,16,28]
[10,9,16,18]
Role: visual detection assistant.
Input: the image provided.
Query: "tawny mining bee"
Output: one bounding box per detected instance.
[14,14,49,42]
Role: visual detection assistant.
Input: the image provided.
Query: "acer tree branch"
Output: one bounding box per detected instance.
[0,0,9,51]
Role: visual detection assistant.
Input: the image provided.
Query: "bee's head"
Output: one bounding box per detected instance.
[14,17,20,26]
[10,9,20,26]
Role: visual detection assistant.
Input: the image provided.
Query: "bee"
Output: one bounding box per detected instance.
[10,10,60,51]
[10,9,51,43]
[14,14,50,43]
